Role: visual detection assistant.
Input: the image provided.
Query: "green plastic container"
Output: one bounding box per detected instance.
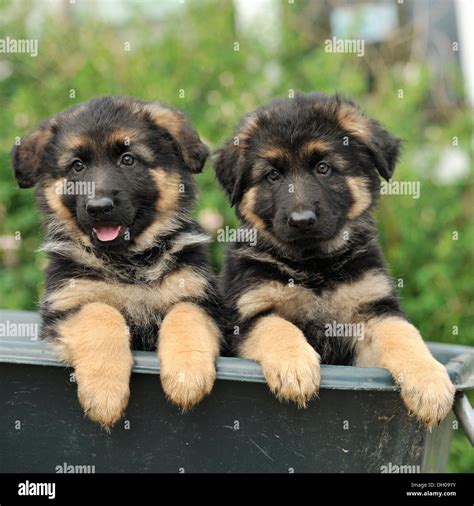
[1,310,473,473]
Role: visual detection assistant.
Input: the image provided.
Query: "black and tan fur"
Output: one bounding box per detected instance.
[213,93,454,427]
[12,97,222,427]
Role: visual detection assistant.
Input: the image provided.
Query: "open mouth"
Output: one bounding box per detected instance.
[92,225,129,243]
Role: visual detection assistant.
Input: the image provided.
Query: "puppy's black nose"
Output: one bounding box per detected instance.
[288,210,316,230]
[86,197,114,219]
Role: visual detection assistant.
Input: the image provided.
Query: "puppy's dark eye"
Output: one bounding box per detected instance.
[121,153,135,166]
[267,169,281,182]
[72,159,85,172]
[316,162,330,175]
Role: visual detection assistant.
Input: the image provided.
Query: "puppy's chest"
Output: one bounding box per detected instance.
[47,279,168,321]
[45,265,207,327]
[294,270,392,323]
[237,268,392,324]
[274,282,355,323]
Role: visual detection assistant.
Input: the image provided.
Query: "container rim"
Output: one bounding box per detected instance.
[1,310,473,392]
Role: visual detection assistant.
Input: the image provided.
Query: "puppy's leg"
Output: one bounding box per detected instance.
[240,315,320,407]
[56,302,133,428]
[158,302,220,410]
[356,316,455,427]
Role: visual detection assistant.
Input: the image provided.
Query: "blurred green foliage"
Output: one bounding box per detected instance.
[0,0,472,471]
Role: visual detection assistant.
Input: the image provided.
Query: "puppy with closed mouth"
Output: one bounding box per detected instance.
[213,92,454,427]
[12,96,222,428]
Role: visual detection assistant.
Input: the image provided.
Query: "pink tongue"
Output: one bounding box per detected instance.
[94,226,121,242]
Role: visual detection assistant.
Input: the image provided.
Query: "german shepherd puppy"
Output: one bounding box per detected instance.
[12,97,221,428]
[213,93,454,427]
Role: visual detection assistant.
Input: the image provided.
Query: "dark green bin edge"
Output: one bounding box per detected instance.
[1,309,473,392]
[2,309,474,446]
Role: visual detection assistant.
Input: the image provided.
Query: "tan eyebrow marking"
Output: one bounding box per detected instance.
[258,146,288,160]
[108,135,156,163]
[105,130,156,162]
[57,134,93,167]
[105,129,139,146]
[127,144,155,162]
[301,139,332,155]
[62,133,92,152]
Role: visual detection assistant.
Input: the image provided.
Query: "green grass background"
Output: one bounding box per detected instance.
[0,0,472,471]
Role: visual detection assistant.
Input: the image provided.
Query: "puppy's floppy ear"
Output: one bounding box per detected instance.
[364,120,402,181]
[144,103,209,173]
[11,118,57,189]
[336,100,401,181]
[212,112,259,206]
[212,139,245,207]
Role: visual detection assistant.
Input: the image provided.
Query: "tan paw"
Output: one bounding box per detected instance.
[261,343,321,408]
[76,371,130,429]
[160,351,216,411]
[398,359,455,427]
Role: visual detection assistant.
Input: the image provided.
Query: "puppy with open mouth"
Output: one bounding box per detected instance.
[213,92,455,428]
[12,96,222,428]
